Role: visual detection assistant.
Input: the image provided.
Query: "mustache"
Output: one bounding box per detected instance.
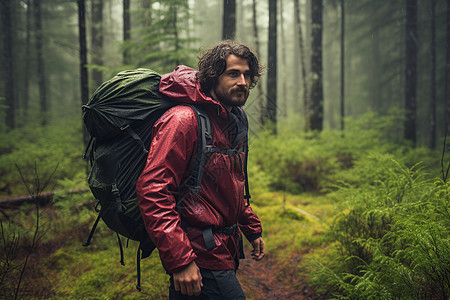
[233,86,248,93]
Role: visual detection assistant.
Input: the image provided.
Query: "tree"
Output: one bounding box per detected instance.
[430,0,436,149]
[123,0,130,64]
[170,3,181,66]
[23,0,32,122]
[122,0,197,73]
[309,0,323,131]
[34,0,48,126]
[404,0,417,144]
[251,0,264,126]
[294,0,308,130]
[222,0,236,40]
[1,0,15,129]
[445,0,450,136]
[280,0,286,114]
[78,0,89,146]
[340,0,345,131]
[266,0,277,130]
[91,0,103,87]
[142,0,152,27]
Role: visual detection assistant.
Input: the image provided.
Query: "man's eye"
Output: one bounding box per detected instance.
[228,72,238,77]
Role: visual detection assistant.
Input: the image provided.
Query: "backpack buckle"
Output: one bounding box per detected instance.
[111,183,126,212]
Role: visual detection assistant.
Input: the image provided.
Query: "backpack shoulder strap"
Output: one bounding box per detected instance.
[180,105,251,205]
[235,107,251,205]
[181,104,212,194]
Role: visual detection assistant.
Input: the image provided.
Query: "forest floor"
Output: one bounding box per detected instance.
[1,194,326,299]
[237,247,321,300]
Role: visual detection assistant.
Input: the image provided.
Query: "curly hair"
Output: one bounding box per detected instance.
[196,40,264,93]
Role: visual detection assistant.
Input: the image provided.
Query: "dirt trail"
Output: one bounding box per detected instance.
[237,248,319,300]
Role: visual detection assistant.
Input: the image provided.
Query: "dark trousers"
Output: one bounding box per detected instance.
[169,268,245,300]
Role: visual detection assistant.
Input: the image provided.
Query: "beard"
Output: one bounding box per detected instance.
[213,86,249,108]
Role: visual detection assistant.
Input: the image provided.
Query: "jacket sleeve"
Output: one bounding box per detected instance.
[238,201,263,242]
[136,106,199,273]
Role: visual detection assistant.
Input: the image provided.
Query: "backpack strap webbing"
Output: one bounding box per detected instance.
[235,107,251,205]
[136,243,142,291]
[116,233,125,266]
[122,125,149,154]
[82,213,101,246]
[243,143,251,206]
[180,105,212,196]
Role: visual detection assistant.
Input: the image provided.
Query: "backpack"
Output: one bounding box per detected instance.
[82,68,251,291]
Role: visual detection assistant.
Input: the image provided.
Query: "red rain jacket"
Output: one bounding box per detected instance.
[136,66,262,273]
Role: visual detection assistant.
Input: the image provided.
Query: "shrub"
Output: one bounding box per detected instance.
[250,112,439,194]
[309,157,449,299]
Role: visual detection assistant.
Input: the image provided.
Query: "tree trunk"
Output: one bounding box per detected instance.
[266,0,277,130]
[309,0,323,131]
[142,0,152,27]
[34,0,48,126]
[123,0,130,65]
[222,0,236,40]
[1,0,15,129]
[91,0,103,87]
[170,3,180,66]
[445,0,450,136]
[430,0,436,149]
[23,0,32,122]
[305,0,312,78]
[340,0,345,131]
[252,0,264,126]
[369,3,382,112]
[78,0,89,147]
[280,0,287,116]
[294,0,308,131]
[404,0,417,144]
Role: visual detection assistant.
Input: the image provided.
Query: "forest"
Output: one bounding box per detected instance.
[0,0,449,299]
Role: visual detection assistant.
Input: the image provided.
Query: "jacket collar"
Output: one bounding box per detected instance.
[159,65,229,119]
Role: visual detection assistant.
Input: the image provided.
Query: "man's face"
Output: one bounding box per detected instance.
[210,54,251,109]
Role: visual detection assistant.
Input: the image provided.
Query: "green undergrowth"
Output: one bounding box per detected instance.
[0,119,86,197]
[49,185,170,299]
[250,192,334,257]
[1,111,447,298]
[304,158,449,299]
[49,186,332,299]
[248,112,447,298]
[51,233,168,299]
[249,112,440,195]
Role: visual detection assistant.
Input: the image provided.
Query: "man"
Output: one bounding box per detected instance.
[136,40,265,299]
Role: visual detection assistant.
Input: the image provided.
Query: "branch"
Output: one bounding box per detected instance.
[0,188,87,208]
[13,162,58,300]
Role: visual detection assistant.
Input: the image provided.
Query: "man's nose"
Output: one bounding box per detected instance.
[237,74,247,86]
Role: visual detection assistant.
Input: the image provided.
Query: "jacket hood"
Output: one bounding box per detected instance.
[159,65,228,117]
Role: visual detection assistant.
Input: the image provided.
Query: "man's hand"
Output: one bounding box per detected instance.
[250,237,265,261]
[173,261,203,296]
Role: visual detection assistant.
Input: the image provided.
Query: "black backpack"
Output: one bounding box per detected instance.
[82,68,219,290]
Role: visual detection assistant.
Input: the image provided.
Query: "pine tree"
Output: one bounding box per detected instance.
[122,0,197,73]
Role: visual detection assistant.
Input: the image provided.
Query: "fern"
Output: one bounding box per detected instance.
[310,156,449,299]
